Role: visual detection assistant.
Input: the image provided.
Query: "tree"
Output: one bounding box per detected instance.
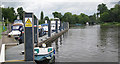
[89,13,97,24]
[78,13,89,24]
[110,4,120,22]
[100,12,110,22]
[72,14,79,24]
[39,20,44,24]
[40,11,44,20]
[52,12,62,20]
[39,11,44,24]
[45,16,49,21]
[2,7,16,22]
[62,12,90,24]
[17,7,24,20]
[97,3,120,23]
[62,12,73,24]
[98,4,120,22]
[52,12,58,18]
[97,3,108,14]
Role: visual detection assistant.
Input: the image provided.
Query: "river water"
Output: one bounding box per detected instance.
[51,25,118,62]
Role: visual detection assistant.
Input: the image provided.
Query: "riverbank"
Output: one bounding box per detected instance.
[0,22,7,39]
[69,24,86,29]
[100,22,120,26]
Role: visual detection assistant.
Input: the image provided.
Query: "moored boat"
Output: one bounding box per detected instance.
[8,20,24,39]
[34,43,55,63]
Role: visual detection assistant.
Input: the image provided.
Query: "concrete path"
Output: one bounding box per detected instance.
[6,44,24,61]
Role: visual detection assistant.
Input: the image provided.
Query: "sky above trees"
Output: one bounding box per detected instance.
[1,0,119,18]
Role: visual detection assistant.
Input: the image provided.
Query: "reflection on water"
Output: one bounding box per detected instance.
[60,36,62,45]
[52,25,118,62]
[55,39,59,53]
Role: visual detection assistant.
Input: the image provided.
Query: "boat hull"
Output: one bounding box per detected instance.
[34,51,54,61]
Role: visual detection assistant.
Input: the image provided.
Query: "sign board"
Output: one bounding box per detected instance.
[25,18,32,27]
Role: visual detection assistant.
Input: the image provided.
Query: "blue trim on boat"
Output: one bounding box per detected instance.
[34,52,54,61]
[41,24,48,26]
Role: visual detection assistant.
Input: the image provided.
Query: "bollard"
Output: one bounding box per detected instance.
[48,21,51,37]
[56,21,58,33]
[34,15,38,44]
[24,12,34,61]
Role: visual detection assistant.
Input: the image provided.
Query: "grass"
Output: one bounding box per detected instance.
[100,22,120,26]
[0,22,7,39]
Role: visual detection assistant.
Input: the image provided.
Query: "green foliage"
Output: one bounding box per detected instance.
[52,12,62,21]
[17,7,24,20]
[39,20,44,24]
[110,4,120,22]
[0,7,2,21]
[38,11,46,24]
[40,11,44,20]
[0,25,7,39]
[2,7,16,23]
[72,14,79,24]
[60,12,90,24]
[62,12,72,24]
[89,14,97,24]
[45,16,49,21]
[97,3,108,14]
[78,13,89,24]
[100,12,110,22]
[101,22,120,26]
[97,3,120,23]
[2,3,119,25]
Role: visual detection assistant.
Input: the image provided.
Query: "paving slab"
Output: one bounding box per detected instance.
[5,44,24,61]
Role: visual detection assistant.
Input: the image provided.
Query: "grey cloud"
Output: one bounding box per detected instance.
[1,0,118,18]
[2,2,24,8]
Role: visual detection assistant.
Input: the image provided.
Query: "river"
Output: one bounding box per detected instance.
[51,25,118,62]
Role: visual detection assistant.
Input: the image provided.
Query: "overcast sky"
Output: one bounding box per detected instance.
[1,0,119,19]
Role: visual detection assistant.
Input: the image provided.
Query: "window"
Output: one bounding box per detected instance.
[12,26,20,29]
[34,49,39,53]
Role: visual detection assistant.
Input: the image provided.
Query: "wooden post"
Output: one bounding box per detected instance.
[56,21,58,33]
[34,15,38,44]
[48,21,51,37]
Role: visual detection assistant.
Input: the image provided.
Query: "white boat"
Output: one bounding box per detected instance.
[34,43,55,63]
[41,24,48,32]
[51,18,60,32]
[8,20,23,38]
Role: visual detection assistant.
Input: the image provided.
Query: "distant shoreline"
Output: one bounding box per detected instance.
[100,22,120,26]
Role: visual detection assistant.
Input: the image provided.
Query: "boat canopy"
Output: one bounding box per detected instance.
[41,24,48,26]
[14,20,23,24]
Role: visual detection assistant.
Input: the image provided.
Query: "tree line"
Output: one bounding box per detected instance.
[97,3,120,23]
[43,3,120,25]
[40,10,95,25]
[1,7,24,23]
[1,3,120,25]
